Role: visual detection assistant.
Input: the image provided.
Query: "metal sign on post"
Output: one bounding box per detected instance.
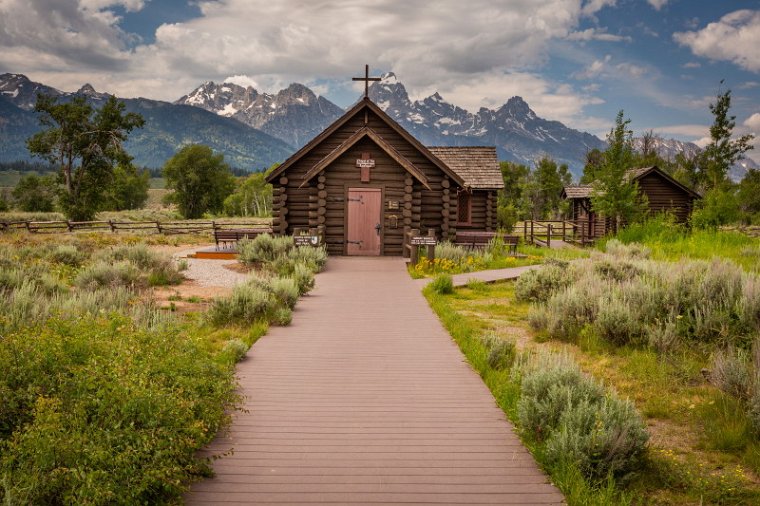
[294,235,321,247]
[410,236,437,246]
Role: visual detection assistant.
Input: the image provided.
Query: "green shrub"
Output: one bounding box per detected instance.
[292,262,316,295]
[47,245,84,267]
[238,234,294,265]
[271,306,293,326]
[287,245,328,273]
[514,262,573,303]
[594,296,641,346]
[544,395,649,479]
[480,334,516,370]
[222,339,249,363]
[710,348,753,401]
[0,315,236,504]
[95,245,182,286]
[75,261,141,289]
[435,241,469,265]
[518,353,606,439]
[208,283,273,326]
[518,352,648,480]
[430,274,454,294]
[269,277,299,309]
[604,239,650,259]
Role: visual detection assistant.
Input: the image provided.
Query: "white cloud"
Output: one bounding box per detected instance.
[573,55,647,80]
[79,0,145,12]
[224,75,260,89]
[674,9,760,73]
[0,0,132,72]
[739,81,760,90]
[682,62,701,69]
[574,55,612,79]
[581,0,616,17]
[647,0,668,11]
[566,28,631,42]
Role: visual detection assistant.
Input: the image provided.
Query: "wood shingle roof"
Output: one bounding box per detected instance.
[426,146,504,189]
[562,185,592,199]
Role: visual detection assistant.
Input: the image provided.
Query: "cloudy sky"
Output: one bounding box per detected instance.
[1,0,759,160]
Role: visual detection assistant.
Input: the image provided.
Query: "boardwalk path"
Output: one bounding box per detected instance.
[187,257,562,505]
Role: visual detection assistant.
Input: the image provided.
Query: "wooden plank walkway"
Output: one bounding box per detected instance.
[187,257,562,505]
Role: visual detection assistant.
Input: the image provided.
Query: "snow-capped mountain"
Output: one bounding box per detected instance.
[0,73,292,169]
[631,136,701,161]
[176,81,343,148]
[0,73,62,110]
[367,73,607,173]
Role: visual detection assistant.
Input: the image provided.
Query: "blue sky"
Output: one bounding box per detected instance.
[1,1,758,160]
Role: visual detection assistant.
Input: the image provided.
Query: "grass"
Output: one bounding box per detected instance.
[0,226,305,504]
[604,215,760,273]
[429,278,760,504]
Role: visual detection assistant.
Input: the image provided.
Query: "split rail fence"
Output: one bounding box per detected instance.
[0,219,272,236]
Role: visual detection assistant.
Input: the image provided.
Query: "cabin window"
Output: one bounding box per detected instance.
[457,190,472,225]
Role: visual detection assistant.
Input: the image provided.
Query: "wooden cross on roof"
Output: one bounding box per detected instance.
[352,64,381,99]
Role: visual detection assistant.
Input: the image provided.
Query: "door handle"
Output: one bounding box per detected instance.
[375,223,381,236]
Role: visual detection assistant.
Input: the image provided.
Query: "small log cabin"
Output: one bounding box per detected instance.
[561,165,701,238]
[266,97,504,256]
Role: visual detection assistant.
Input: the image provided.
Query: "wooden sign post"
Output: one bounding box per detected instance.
[410,228,437,265]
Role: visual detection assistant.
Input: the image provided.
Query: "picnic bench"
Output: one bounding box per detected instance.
[214,228,272,249]
[454,231,519,254]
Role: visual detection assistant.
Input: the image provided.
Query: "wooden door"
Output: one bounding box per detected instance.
[346,188,382,255]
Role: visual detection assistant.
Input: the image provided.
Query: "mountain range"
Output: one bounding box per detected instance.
[2,72,754,178]
[0,73,292,170]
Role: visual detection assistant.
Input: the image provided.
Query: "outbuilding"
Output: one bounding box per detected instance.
[561,165,701,239]
[266,96,504,256]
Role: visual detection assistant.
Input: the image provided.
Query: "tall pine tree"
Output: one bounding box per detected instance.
[590,111,647,232]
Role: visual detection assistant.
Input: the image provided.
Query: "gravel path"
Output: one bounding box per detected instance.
[173,248,249,288]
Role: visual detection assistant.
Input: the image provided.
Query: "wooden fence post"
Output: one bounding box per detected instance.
[547,224,552,248]
[427,228,436,262]
[410,228,420,265]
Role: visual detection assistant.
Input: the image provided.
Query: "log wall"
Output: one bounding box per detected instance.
[637,172,695,223]
[274,107,500,255]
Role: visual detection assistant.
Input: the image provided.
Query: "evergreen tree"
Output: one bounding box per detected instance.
[737,168,760,224]
[27,94,144,220]
[581,148,604,184]
[590,111,647,232]
[700,86,754,191]
[163,144,236,219]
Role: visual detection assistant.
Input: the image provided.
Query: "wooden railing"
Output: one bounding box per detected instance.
[0,219,272,236]
[521,219,595,247]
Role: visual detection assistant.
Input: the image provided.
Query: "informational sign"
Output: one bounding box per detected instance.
[356,159,375,168]
[410,236,437,246]
[387,200,399,210]
[294,235,321,246]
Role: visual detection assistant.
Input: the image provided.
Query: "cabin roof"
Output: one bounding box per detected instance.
[426,146,504,189]
[562,166,700,200]
[561,185,592,199]
[266,98,465,187]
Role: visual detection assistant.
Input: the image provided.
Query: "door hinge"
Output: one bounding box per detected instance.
[347,197,363,203]
[347,240,363,245]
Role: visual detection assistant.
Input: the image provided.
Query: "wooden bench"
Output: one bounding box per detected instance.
[455,231,519,255]
[214,228,272,249]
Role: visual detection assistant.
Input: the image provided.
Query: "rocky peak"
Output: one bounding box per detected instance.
[500,96,533,118]
[276,83,316,105]
[77,83,97,95]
